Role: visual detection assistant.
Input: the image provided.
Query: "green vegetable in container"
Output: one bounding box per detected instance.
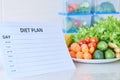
[95,2,116,12]
[78,1,91,13]
[100,2,116,12]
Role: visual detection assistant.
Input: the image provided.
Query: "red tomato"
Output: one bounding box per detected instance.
[69,4,78,10]
[78,40,86,45]
[68,47,71,52]
[89,47,95,54]
[81,44,88,48]
[68,6,74,13]
[95,38,99,43]
[81,44,89,53]
[73,21,83,27]
[69,51,76,58]
[73,21,80,27]
[90,38,96,43]
[85,36,90,44]
[88,42,97,49]
[90,37,99,43]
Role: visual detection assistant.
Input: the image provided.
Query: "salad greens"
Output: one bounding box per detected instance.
[72,16,120,47]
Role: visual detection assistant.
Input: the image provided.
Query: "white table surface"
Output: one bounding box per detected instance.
[1,57,120,80]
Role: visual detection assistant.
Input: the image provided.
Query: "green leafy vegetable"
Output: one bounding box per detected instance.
[72,16,120,47]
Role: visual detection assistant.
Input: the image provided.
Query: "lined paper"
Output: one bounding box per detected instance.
[0,22,75,77]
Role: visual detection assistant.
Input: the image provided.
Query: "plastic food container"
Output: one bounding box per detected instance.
[93,0,120,13]
[91,13,120,25]
[63,0,92,14]
[0,53,3,68]
[62,14,92,33]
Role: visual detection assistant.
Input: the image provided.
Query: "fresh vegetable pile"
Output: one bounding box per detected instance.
[67,16,120,60]
[69,37,98,59]
[72,16,120,47]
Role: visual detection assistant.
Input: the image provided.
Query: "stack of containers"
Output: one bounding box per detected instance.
[61,0,120,33]
[61,0,93,33]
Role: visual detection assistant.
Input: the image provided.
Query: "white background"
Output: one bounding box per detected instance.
[0,0,63,23]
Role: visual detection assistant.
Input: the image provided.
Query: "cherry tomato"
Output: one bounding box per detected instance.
[90,38,96,43]
[89,47,95,54]
[90,37,99,43]
[88,43,93,48]
[85,36,90,44]
[81,43,88,47]
[78,40,86,45]
[68,6,73,13]
[68,48,71,52]
[88,42,97,49]
[73,21,80,27]
[69,4,78,10]
[69,51,76,58]
[95,38,99,43]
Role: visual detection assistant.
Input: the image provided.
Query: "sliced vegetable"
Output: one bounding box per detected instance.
[114,48,120,53]
[116,53,120,58]
[108,42,118,49]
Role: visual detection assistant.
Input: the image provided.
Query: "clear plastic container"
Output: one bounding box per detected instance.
[91,13,120,25]
[0,53,3,69]
[62,14,92,33]
[63,0,92,14]
[93,0,120,13]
